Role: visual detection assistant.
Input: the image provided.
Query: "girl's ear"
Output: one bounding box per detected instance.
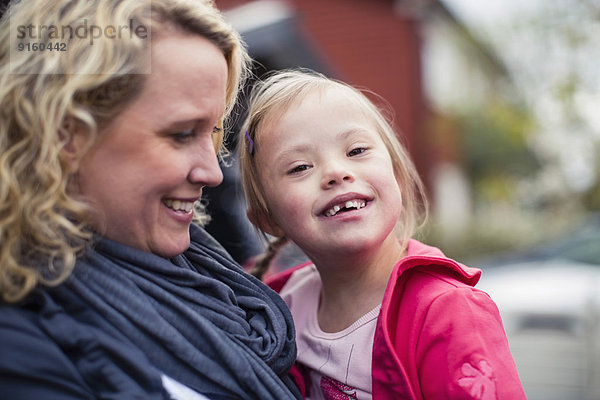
[60,118,89,173]
[247,208,285,238]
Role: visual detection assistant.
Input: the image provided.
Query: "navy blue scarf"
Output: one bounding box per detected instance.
[43,224,301,399]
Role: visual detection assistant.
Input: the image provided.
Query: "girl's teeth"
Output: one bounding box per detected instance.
[325,199,366,217]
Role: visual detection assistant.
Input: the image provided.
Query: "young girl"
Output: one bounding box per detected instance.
[238,69,525,400]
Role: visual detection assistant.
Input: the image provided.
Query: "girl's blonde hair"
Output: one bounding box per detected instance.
[239,69,428,278]
[0,0,250,302]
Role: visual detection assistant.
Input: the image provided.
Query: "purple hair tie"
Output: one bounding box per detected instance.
[245,130,254,155]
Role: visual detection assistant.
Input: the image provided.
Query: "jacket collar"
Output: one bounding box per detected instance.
[397,239,481,286]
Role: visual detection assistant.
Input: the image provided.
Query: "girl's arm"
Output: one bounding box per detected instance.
[416,288,526,399]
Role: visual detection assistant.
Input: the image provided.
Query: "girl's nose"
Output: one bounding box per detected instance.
[321,162,354,189]
[188,138,224,187]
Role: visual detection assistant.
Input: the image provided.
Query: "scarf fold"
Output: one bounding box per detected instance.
[44,225,301,400]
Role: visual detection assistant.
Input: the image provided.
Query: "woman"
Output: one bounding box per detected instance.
[0,1,301,399]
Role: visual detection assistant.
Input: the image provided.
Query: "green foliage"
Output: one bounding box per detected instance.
[457,101,540,202]
[583,163,600,211]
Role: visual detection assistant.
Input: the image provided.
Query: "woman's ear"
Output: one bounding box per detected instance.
[60,118,89,173]
[247,208,285,238]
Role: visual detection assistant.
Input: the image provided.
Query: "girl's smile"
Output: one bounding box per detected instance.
[319,193,370,218]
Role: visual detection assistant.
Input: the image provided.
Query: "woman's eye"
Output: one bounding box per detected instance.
[172,129,195,143]
[288,164,311,174]
[212,126,222,135]
[348,147,367,157]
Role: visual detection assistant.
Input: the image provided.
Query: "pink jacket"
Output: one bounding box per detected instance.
[267,239,526,400]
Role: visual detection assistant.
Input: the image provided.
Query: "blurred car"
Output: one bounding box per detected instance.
[475,214,600,400]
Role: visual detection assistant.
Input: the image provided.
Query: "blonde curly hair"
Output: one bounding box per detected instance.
[239,69,428,279]
[0,0,250,302]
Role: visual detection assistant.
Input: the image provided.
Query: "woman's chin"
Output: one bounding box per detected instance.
[150,234,191,258]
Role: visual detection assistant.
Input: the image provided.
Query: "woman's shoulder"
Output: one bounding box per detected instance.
[0,297,93,399]
[0,293,58,347]
[0,298,41,341]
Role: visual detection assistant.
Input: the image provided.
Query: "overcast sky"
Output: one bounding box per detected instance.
[441,0,544,27]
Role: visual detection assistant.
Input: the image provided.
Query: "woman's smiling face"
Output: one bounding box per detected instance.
[75,30,227,257]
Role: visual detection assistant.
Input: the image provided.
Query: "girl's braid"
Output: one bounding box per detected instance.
[250,236,289,280]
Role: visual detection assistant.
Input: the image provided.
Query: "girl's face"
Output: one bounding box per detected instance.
[254,87,403,263]
[75,31,227,257]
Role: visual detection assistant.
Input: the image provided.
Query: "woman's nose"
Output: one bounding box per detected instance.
[188,138,224,187]
[321,161,354,189]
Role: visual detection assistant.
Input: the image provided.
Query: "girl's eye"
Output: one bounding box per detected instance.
[348,147,367,157]
[288,164,311,174]
[212,126,222,135]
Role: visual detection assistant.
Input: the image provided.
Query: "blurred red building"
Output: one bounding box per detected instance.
[216,0,432,183]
